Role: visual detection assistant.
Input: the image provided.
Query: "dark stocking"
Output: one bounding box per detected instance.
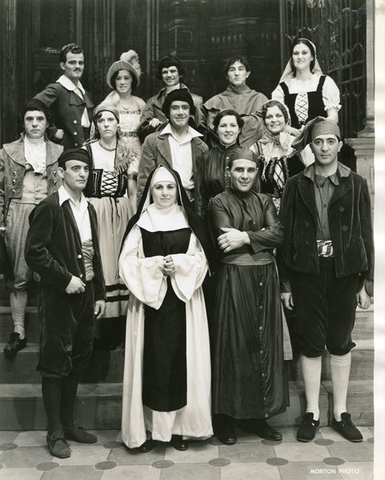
[60,371,80,428]
[42,377,62,435]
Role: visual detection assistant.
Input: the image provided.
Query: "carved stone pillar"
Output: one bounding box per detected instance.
[346,0,375,209]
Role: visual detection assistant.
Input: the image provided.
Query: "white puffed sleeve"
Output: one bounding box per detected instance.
[170,233,208,303]
[271,84,285,103]
[119,225,167,309]
[322,75,341,111]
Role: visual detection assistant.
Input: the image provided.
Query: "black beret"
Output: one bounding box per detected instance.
[58,148,91,168]
[162,89,195,117]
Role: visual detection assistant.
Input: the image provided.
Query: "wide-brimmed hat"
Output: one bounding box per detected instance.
[106,50,142,89]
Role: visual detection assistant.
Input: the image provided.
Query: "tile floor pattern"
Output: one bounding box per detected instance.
[0,426,374,480]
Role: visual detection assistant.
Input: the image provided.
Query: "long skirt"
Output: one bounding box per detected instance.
[212,261,288,419]
[88,196,132,344]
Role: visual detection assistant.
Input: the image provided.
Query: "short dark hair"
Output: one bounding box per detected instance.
[223,56,251,76]
[110,68,138,93]
[289,38,316,77]
[213,109,244,132]
[18,99,51,133]
[260,100,290,125]
[156,55,185,80]
[60,43,84,63]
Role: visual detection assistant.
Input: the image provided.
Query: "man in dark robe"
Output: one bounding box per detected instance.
[208,148,289,445]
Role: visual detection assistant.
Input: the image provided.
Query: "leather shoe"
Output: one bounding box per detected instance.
[215,415,237,445]
[135,439,154,453]
[239,419,282,441]
[63,424,97,444]
[332,412,363,442]
[4,333,27,357]
[297,412,320,442]
[250,420,282,441]
[47,430,71,458]
[171,434,188,451]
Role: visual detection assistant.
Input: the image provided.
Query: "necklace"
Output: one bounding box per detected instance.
[118,98,133,112]
[99,140,116,151]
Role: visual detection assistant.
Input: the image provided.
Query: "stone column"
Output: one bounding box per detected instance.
[346,0,375,210]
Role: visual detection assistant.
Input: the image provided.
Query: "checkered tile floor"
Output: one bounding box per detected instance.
[0,426,375,480]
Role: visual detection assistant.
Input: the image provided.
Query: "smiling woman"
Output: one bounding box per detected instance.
[195,109,246,220]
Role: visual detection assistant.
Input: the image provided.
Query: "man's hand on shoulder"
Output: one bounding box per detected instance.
[65,276,85,294]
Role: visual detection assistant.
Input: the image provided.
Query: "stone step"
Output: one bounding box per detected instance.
[0,344,124,384]
[0,380,373,431]
[0,307,40,343]
[0,338,373,384]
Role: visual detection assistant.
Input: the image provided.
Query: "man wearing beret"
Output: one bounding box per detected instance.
[279,117,374,443]
[34,43,93,150]
[25,148,105,458]
[138,54,203,142]
[137,88,208,205]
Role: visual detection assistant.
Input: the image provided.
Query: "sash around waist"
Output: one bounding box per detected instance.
[220,251,274,266]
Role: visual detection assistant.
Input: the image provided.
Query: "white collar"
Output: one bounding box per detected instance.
[57,75,86,95]
[137,203,189,232]
[161,123,202,140]
[58,185,88,209]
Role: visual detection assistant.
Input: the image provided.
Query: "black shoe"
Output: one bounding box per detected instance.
[135,439,154,453]
[63,424,97,444]
[332,412,363,442]
[170,435,188,451]
[46,430,71,458]
[248,419,282,441]
[215,415,237,445]
[4,333,27,358]
[297,412,320,442]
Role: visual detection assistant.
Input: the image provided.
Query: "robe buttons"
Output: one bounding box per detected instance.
[78,254,82,259]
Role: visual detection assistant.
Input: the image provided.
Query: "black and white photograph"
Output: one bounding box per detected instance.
[0,0,383,479]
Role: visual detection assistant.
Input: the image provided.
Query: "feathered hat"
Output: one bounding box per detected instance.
[106,49,142,89]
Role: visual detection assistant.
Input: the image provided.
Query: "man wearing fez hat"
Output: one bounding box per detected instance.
[25,148,106,458]
[279,117,374,443]
[138,54,203,142]
[207,148,291,445]
[137,88,208,205]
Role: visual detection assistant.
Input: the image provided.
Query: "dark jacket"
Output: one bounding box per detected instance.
[137,127,208,203]
[25,191,105,301]
[138,83,203,142]
[34,82,93,149]
[0,135,63,227]
[279,162,374,290]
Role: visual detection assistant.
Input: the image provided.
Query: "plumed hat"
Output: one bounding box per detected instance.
[106,49,142,89]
